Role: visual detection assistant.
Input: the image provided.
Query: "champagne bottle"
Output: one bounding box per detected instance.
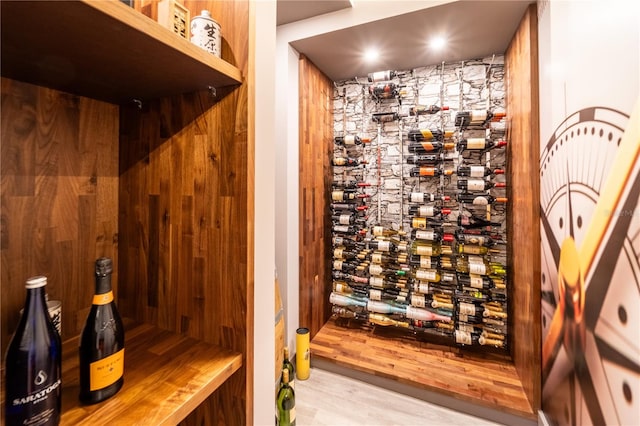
[407,129,455,142]
[5,276,62,426]
[332,306,368,321]
[334,135,368,146]
[334,281,368,298]
[407,141,455,154]
[366,300,406,315]
[332,157,367,166]
[368,70,396,82]
[79,257,125,404]
[331,190,368,201]
[282,347,295,390]
[408,205,452,218]
[408,192,450,203]
[409,105,449,116]
[456,165,505,177]
[456,138,507,152]
[368,313,410,328]
[276,368,296,426]
[454,110,506,128]
[457,179,506,191]
[406,154,441,165]
[409,167,453,178]
[456,193,508,205]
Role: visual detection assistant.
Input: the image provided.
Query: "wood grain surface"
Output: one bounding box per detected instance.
[505,3,542,412]
[311,319,536,420]
[298,55,334,339]
[1,77,119,349]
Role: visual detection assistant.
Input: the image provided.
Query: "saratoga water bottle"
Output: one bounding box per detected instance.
[5,276,62,426]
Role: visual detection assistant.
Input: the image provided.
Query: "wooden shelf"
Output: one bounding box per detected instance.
[0,0,243,104]
[0,320,242,425]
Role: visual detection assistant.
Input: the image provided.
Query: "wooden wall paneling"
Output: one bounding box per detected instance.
[298,55,334,340]
[119,1,252,424]
[1,77,119,349]
[505,3,541,411]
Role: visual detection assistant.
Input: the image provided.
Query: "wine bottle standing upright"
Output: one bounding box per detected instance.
[5,276,62,426]
[282,346,295,389]
[79,257,125,404]
[276,368,296,426]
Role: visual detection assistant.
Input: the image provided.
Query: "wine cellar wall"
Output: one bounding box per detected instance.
[330,57,510,351]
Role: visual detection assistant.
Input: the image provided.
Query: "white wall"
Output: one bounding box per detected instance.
[253,1,277,425]
[274,0,456,355]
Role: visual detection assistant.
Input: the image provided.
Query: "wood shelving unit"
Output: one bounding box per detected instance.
[0,0,242,104]
[1,0,253,423]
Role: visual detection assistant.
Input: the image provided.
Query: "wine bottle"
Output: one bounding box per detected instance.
[456,165,505,177]
[334,135,368,146]
[407,129,454,142]
[331,190,368,201]
[405,154,441,165]
[456,255,506,276]
[407,141,456,154]
[457,214,502,229]
[333,181,371,190]
[332,306,368,321]
[368,288,401,302]
[371,226,403,238]
[369,252,400,265]
[408,254,440,270]
[454,110,506,128]
[282,346,295,390]
[456,138,507,152]
[369,83,404,99]
[332,225,365,236]
[409,105,449,116]
[410,228,454,243]
[332,157,367,166]
[79,257,125,404]
[456,243,492,255]
[331,203,368,212]
[329,292,367,308]
[333,281,368,298]
[368,264,408,278]
[410,241,442,256]
[332,271,369,285]
[368,313,410,328]
[408,205,452,218]
[368,70,396,82]
[412,216,452,230]
[366,300,406,315]
[408,192,450,203]
[332,247,361,260]
[414,268,441,283]
[332,259,363,273]
[276,368,296,426]
[366,239,397,252]
[409,167,453,178]
[456,273,494,290]
[405,306,451,322]
[457,179,506,191]
[454,329,482,345]
[455,231,499,247]
[5,276,62,426]
[456,193,508,205]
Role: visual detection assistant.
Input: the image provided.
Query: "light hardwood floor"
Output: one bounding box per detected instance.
[294,368,504,426]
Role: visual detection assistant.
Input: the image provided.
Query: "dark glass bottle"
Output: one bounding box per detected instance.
[405,154,441,165]
[454,110,506,128]
[408,205,451,218]
[5,276,62,426]
[407,141,456,154]
[456,193,508,205]
[409,167,453,178]
[407,129,454,142]
[457,179,506,191]
[334,135,368,146]
[456,138,507,152]
[79,257,125,404]
[281,347,295,390]
[368,70,396,82]
[409,105,449,116]
[332,157,367,166]
[457,214,502,229]
[456,165,505,177]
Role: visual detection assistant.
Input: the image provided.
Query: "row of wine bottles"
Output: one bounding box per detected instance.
[5,258,125,426]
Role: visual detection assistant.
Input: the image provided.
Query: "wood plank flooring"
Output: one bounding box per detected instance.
[309,319,536,423]
[295,367,502,426]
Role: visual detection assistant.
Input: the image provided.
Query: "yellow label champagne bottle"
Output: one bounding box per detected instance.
[79,257,125,404]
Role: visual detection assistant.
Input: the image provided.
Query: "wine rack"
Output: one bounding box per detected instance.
[330,57,509,354]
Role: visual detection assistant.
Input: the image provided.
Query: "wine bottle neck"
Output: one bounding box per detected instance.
[95,274,113,295]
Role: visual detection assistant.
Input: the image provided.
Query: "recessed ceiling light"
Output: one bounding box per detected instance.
[430,36,446,50]
[363,48,379,62]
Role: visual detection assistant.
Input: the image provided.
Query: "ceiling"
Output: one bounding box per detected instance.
[276,0,533,82]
